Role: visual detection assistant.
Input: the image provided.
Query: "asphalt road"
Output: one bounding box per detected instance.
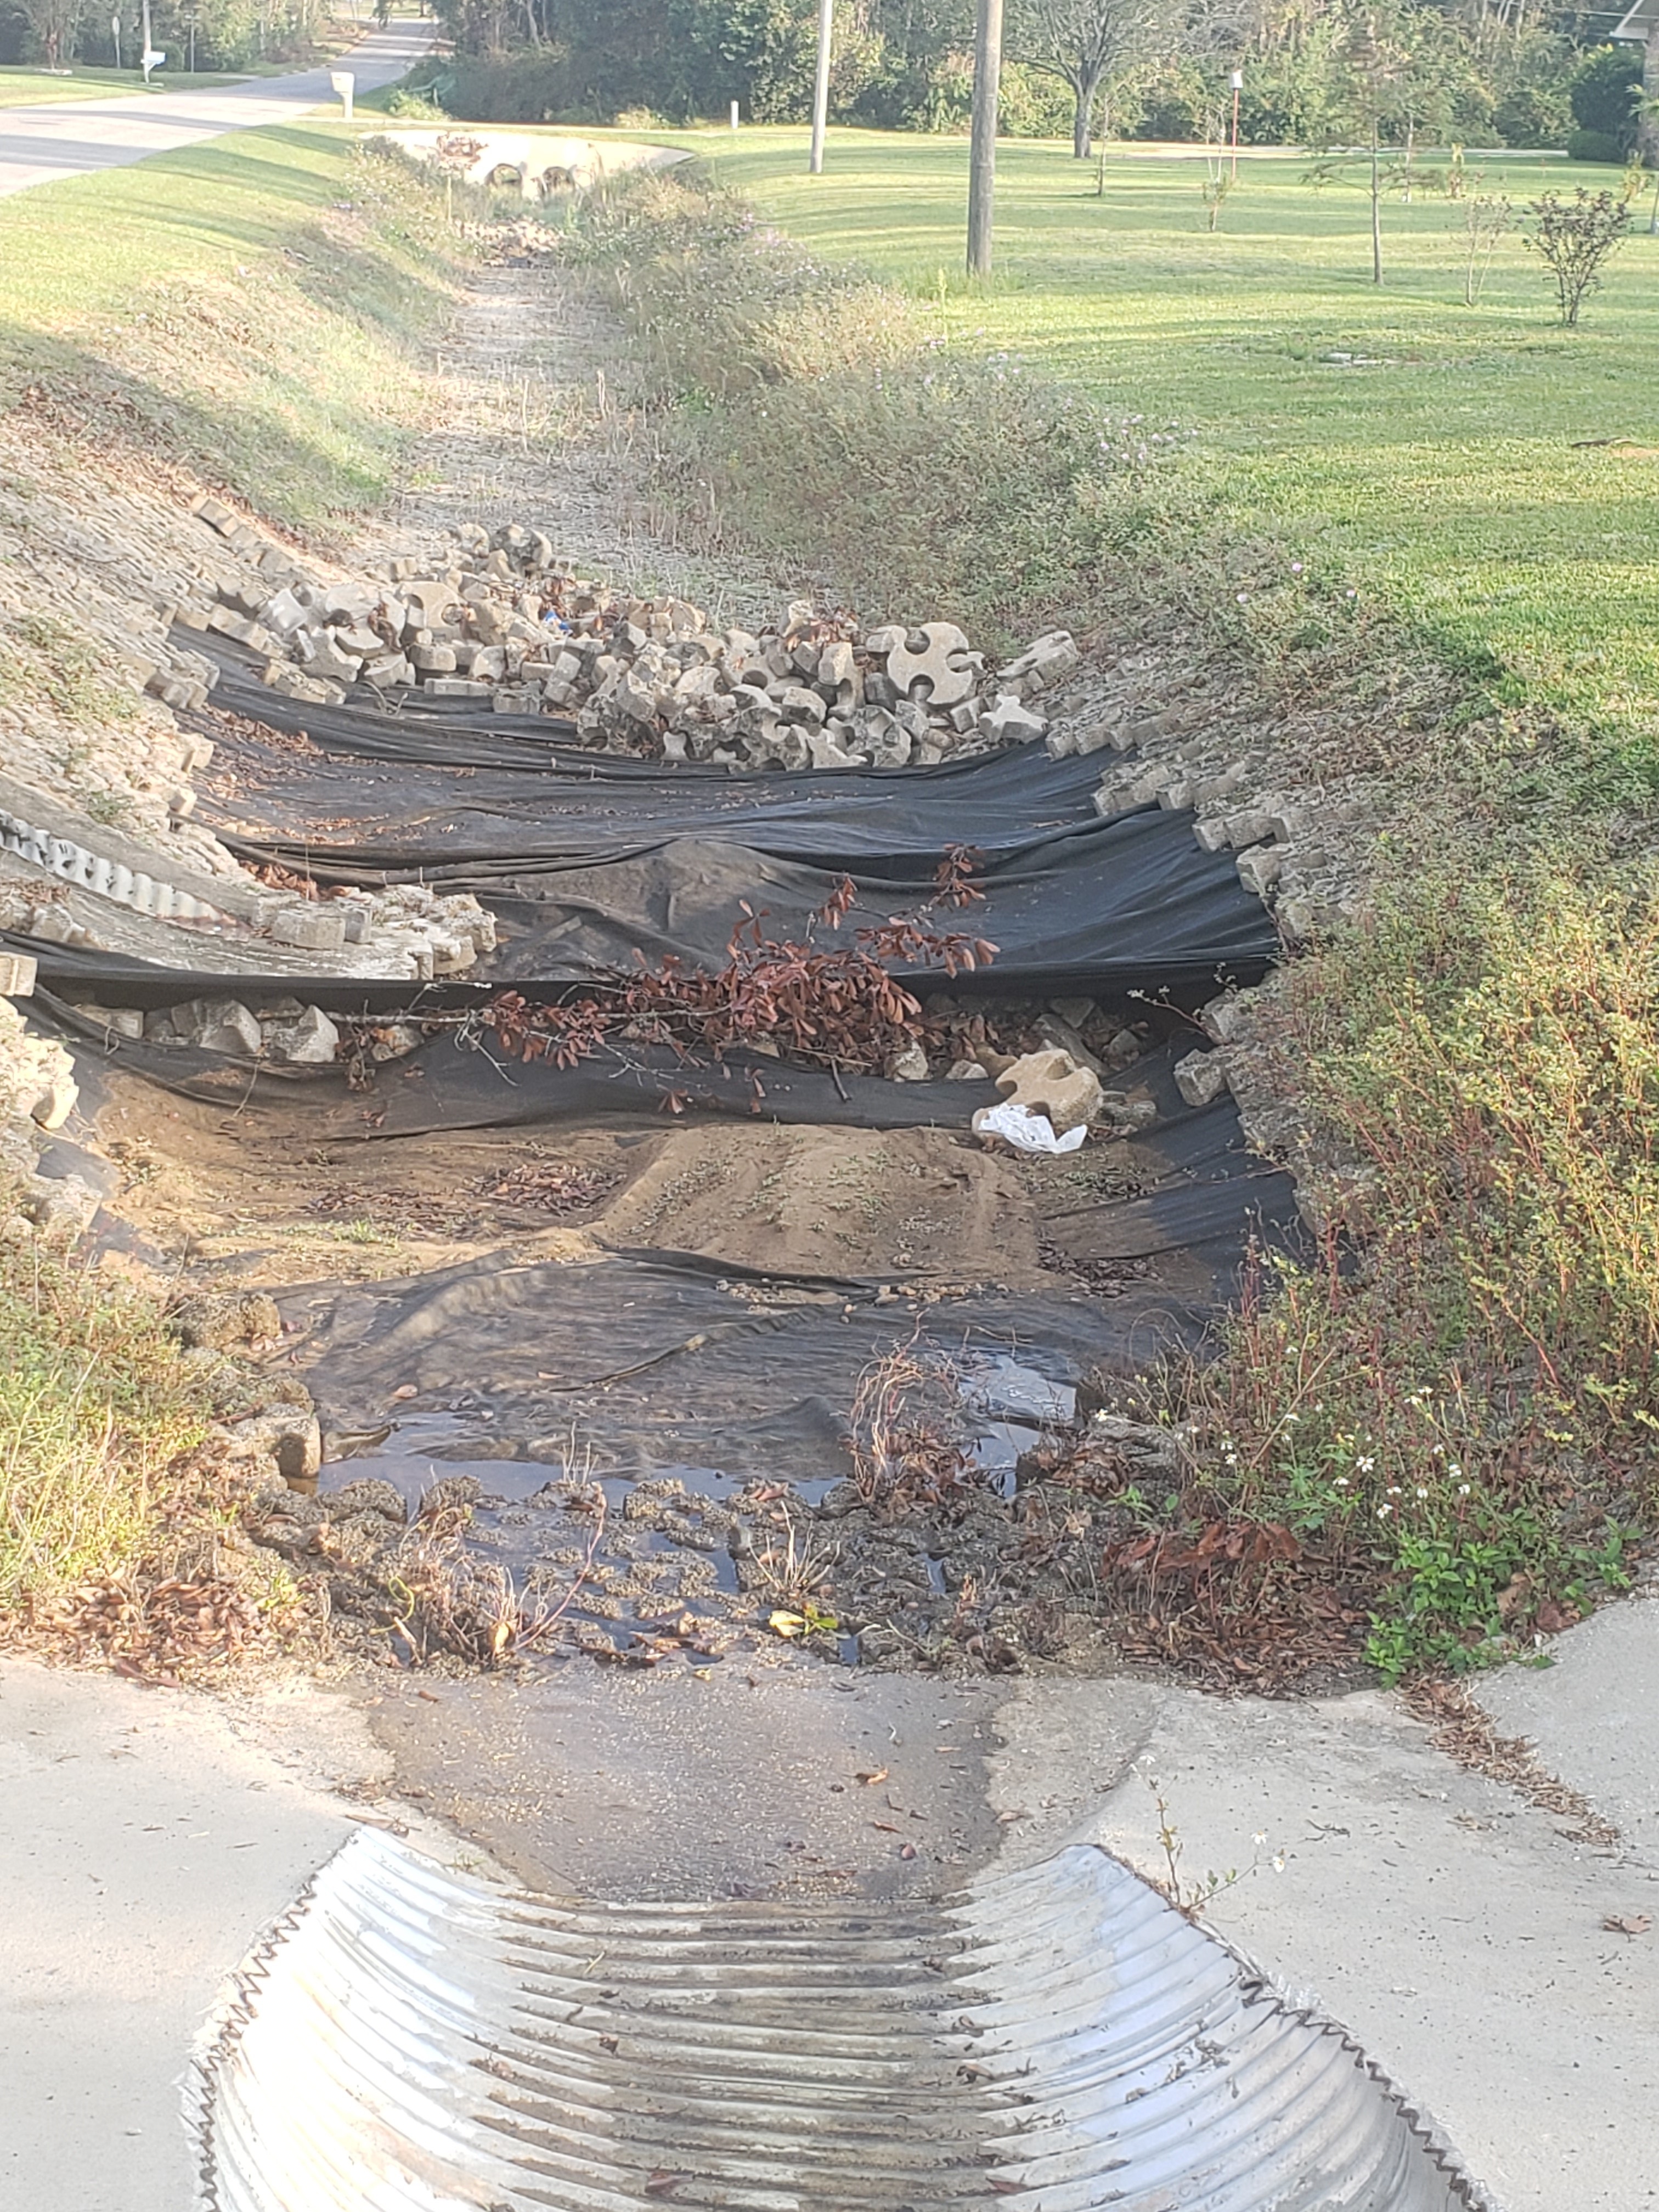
[0,21,430,198]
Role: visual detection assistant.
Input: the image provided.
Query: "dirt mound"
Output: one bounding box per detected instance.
[596,1124,1045,1285]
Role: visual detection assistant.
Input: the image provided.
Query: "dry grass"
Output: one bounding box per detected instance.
[0,1228,212,1608]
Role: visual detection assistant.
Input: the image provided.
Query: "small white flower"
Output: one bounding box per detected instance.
[1459,1483,1471,1496]
[1334,1476,1349,1488]
[1271,1854,1286,1873]
[1357,1455,1375,1473]
[1416,1486,1429,1498]
[1378,1503,1393,1519]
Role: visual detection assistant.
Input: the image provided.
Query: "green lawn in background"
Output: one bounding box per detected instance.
[672,127,1659,761]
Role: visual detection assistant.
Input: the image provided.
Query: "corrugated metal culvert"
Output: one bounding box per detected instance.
[197,1830,1497,2211]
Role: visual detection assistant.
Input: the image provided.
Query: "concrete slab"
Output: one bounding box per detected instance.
[989,1677,1659,2212]
[0,1661,374,2212]
[1476,1590,1659,1871]
[0,23,430,199]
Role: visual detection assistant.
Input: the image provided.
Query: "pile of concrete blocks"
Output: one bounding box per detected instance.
[67,991,415,1069]
[194,499,1084,771]
[263,885,497,981]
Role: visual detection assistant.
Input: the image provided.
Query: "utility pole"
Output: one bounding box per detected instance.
[809,0,832,174]
[966,0,1003,275]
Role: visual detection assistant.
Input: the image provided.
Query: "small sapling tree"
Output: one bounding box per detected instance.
[1525,189,1630,328]
[1455,191,1513,307]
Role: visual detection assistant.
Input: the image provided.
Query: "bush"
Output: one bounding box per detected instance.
[1165,859,1659,1678]
[1567,126,1626,166]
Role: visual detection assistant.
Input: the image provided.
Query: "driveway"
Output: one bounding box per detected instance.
[0,21,431,198]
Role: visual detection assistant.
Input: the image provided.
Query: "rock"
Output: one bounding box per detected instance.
[270,902,347,954]
[886,1045,930,1081]
[1200,988,1261,1045]
[264,1005,340,1064]
[304,633,364,684]
[322,1479,408,1524]
[946,1058,989,1080]
[1174,1048,1229,1108]
[20,1170,100,1238]
[368,1021,422,1062]
[1084,1412,1184,1474]
[861,623,907,657]
[172,1290,283,1351]
[174,997,263,1057]
[263,587,308,634]
[362,654,413,690]
[224,1407,322,1487]
[808,727,865,770]
[0,953,37,999]
[990,1048,1103,1136]
[426,676,493,701]
[29,1069,79,1129]
[777,685,828,725]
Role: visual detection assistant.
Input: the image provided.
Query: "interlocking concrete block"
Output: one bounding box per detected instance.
[270,903,347,954]
[1237,845,1285,898]
[991,1048,1103,1135]
[0,952,38,999]
[426,677,492,701]
[982,692,1048,746]
[887,622,975,709]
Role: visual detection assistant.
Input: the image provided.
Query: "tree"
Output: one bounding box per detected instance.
[18,0,86,66]
[1008,0,1172,156]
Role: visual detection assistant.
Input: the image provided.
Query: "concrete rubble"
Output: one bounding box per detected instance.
[193,495,1080,772]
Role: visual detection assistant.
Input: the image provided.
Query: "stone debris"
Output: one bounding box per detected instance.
[1173,1047,1229,1109]
[977,1048,1104,1140]
[195,502,1074,772]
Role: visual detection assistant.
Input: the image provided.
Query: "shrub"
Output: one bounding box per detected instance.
[1163,859,1659,1677]
[1566,126,1625,166]
[1525,186,1630,325]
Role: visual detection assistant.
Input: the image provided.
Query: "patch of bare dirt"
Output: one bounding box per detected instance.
[596,1124,1046,1284]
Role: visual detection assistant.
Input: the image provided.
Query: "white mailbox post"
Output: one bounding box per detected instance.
[331,69,356,120]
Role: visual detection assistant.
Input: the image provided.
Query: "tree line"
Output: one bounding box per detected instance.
[402,0,1654,167]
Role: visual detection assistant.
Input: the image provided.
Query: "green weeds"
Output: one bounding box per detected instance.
[0,1230,212,1606]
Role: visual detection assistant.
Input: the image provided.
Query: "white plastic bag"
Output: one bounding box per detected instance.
[971,1100,1088,1156]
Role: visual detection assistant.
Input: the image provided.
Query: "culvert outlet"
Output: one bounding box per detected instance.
[196,1829,1494,2210]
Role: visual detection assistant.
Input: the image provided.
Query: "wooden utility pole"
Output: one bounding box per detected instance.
[809,0,833,173]
[967,0,1003,275]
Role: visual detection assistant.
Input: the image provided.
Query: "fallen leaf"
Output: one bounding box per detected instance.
[391,1385,417,1402]
[855,1767,889,1787]
[644,2173,681,2197]
[769,1610,806,1639]
[871,1820,900,1833]
[1603,1914,1651,1936]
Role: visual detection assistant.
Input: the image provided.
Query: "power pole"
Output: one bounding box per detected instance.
[809,0,832,174]
[966,0,1002,276]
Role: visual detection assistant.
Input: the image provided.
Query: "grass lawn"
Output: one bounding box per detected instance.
[0,111,465,524]
[0,64,259,103]
[673,128,1659,779]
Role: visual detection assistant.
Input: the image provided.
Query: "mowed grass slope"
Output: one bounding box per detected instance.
[0,117,466,523]
[687,129,1659,783]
